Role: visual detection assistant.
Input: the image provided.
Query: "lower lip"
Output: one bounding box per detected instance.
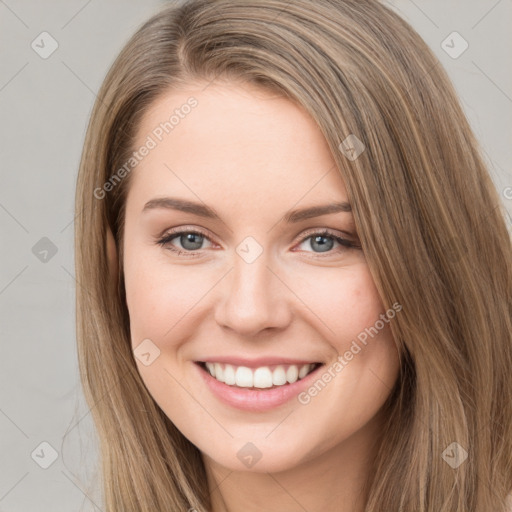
[195,362,324,412]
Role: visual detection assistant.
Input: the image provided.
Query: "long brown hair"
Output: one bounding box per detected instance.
[74,0,512,510]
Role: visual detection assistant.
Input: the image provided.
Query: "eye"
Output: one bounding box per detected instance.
[156,227,214,257]
[293,229,360,256]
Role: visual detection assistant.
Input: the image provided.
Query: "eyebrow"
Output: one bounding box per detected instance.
[142,197,352,223]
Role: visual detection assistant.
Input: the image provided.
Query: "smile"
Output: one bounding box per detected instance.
[194,359,326,412]
[197,362,322,389]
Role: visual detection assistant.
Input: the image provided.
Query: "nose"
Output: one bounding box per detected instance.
[214,249,292,337]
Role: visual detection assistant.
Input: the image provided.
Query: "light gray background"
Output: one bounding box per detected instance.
[0,1,511,510]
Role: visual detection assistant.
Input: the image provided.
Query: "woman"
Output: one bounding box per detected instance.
[74,0,512,510]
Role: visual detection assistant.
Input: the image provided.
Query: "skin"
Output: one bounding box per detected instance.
[120,80,401,512]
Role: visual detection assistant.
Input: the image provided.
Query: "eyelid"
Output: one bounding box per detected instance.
[157,225,216,248]
[294,227,357,244]
[156,224,211,237]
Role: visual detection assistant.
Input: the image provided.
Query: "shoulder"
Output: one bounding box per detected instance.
[506,493,512,512]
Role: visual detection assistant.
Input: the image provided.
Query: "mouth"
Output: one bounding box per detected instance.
[195,361,323,390]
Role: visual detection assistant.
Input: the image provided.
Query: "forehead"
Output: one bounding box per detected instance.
[127,81,349,214]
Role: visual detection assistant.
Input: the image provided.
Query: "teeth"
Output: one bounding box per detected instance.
[235,366,253,387]
[298,364,310,379]
[223,364,236,385]
[214,363,224,382]
[286,365,299,384]
[253,367,273,388]
[203,362,318,388]
[272,365,287,385]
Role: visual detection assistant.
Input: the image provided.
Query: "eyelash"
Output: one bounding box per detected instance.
[156,227,360,259]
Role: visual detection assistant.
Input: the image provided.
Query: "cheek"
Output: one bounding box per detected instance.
[290,265,400,443]
[123,240,216,349]
[124,249,161,343]
[291,262,400,399]
[291,262,387,346]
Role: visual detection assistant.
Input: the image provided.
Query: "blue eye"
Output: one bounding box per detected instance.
[157,229,212,257]
[156,228,360,258]
[295,230,358,255]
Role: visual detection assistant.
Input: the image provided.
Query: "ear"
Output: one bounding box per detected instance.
[106,226,119,287]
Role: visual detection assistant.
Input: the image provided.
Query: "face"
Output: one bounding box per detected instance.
[121,81,400,474]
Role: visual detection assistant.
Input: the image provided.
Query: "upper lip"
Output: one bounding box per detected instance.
[195,356,323,368]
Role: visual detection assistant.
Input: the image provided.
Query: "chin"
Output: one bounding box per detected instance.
[201,437,314,474]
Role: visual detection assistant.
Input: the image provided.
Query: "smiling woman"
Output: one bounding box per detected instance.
[74,1,512,511]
